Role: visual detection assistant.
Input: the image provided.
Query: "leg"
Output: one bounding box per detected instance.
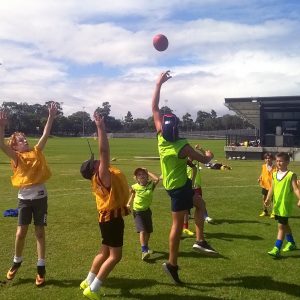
[35,225,46,260]
[193,194,205,241]
[96,246,122,281]
[140,231,150,248]
[168,210,186,266]
[90,245,110,275]
[15,225,29,257]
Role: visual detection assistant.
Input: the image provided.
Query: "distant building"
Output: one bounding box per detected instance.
[224,96,300,160]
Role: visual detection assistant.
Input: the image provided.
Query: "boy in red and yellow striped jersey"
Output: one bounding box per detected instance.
[80,112,130,300]
[0,103,57,286]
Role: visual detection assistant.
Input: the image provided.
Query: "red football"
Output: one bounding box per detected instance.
[153,34,168,52]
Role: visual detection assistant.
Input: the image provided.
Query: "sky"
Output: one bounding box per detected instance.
[0,0,300,120]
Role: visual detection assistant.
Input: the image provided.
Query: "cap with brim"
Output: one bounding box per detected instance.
[80,154,95,180]
[134,167,147,176]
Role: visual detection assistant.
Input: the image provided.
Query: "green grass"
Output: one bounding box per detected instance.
[1,137,300,300]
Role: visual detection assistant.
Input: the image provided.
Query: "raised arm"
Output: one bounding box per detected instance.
[94,112,111,188]
[36,102,58,151]
[152,70,172,132]
[180,144,214,164]
[0,111,17,162]
[147,170,160,187]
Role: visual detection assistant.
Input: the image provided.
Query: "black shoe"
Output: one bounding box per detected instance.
[193,240,218,255]
[162,262,182,284]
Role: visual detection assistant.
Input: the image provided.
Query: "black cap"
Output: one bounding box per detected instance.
[80,154,95,180]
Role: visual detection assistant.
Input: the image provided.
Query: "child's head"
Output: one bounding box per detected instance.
[275,152,290,171]
[80,154,100,180]
[7,132,29,152]
[263,152,274,164]
[161,114,179,142]
[134,168,148,185]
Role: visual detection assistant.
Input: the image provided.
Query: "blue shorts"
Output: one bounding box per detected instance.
[167,179,194,212]
[133,208,153,233]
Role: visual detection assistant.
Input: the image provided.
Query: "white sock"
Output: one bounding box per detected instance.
[90,277,102,292]
[86,272,96,285]
[13,256,22,263]
[37,259,46,267]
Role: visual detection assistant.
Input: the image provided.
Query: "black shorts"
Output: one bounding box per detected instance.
[133,208,153,233]
[99,217,124,247]
[18,197,48,226]
[275,215,289,225]
[167,179,194,212]
[261,188,269,196]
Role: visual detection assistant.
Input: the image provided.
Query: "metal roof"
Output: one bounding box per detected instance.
[225,96,300,128]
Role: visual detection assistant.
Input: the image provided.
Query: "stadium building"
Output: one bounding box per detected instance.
[224,96,300,161]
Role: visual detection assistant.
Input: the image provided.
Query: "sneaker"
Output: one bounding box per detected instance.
[162,262,182,284]
[205,216,214,224]
[193,240,218,255]
[6,262,22,280]
[83,286,100,300]
[35,274,45,286]
[259,211,268,217]
[268,246,280,258]
[282,242,297,252]
[80,279,89,290]
[270,213,275,219]
[142,251,150,261]
[182,228,195,236]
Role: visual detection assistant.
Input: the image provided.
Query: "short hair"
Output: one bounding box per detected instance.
[263,152,274,160]
[7,132,25,149]
[275,152,290,162]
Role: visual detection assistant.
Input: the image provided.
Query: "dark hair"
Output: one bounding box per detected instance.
[263,152,274,160]
[161,114,179,142]
[275,152,290,162]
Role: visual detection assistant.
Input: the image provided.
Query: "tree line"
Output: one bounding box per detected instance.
[0,101,253,136]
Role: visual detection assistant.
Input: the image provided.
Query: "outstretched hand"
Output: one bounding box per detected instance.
[48,102,58,118]
[94,112,105,128]
[156,70,172,86]
[0,110,8,127]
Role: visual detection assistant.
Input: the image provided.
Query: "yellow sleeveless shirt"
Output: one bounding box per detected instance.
[91,166,130,223]
[11,146,51,188]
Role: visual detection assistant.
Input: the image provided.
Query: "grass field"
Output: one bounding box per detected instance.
[0,137,300,300]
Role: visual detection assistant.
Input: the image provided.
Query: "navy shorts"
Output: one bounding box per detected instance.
[133,208,153,233]
[99,217,124,247]
[261,188,269,196]
[275,215,289,225]
[18,197,48,226]
[167,179,194,212]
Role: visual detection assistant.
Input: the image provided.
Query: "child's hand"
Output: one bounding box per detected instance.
[156,70,172,86]
[48,102,58,118]
[0,111,8,127]
[297,200,300,208]
[94,112,105,128]
[264,198,271,207]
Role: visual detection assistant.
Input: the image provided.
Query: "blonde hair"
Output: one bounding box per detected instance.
[7,132,26,149]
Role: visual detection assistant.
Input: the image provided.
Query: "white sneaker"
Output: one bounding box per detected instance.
[205,216,213,223]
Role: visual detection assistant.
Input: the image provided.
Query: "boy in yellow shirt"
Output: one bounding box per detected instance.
[79,112,130,300]
[0,103,57,286]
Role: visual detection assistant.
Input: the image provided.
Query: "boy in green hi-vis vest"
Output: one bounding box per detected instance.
[152,70,216,284]
[127,168,160,261]
[265,152,300,258]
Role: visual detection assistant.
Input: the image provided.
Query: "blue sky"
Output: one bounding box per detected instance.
[0,0,300,120]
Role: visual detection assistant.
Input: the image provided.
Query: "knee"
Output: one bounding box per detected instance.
[111,252,122,264]
[35,229,45,240]
[16,230,27,240]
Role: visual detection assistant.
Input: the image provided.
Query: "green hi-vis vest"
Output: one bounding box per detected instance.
[273,171,296,217]
[187,161,202,188]
[157,133,188,190]
[132,181,155,211]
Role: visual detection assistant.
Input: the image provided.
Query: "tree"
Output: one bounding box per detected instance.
[95,102,111,118]
[211,109,217,119]
[195,110,211,130]
[159,106,173,115]
[182,113,194,131]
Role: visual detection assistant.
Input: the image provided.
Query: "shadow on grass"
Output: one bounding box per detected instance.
[9,278,80,288]
[213,218,270,226]
[205,231,264,242]
[218,275,300,298]
[106,277,223,299]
